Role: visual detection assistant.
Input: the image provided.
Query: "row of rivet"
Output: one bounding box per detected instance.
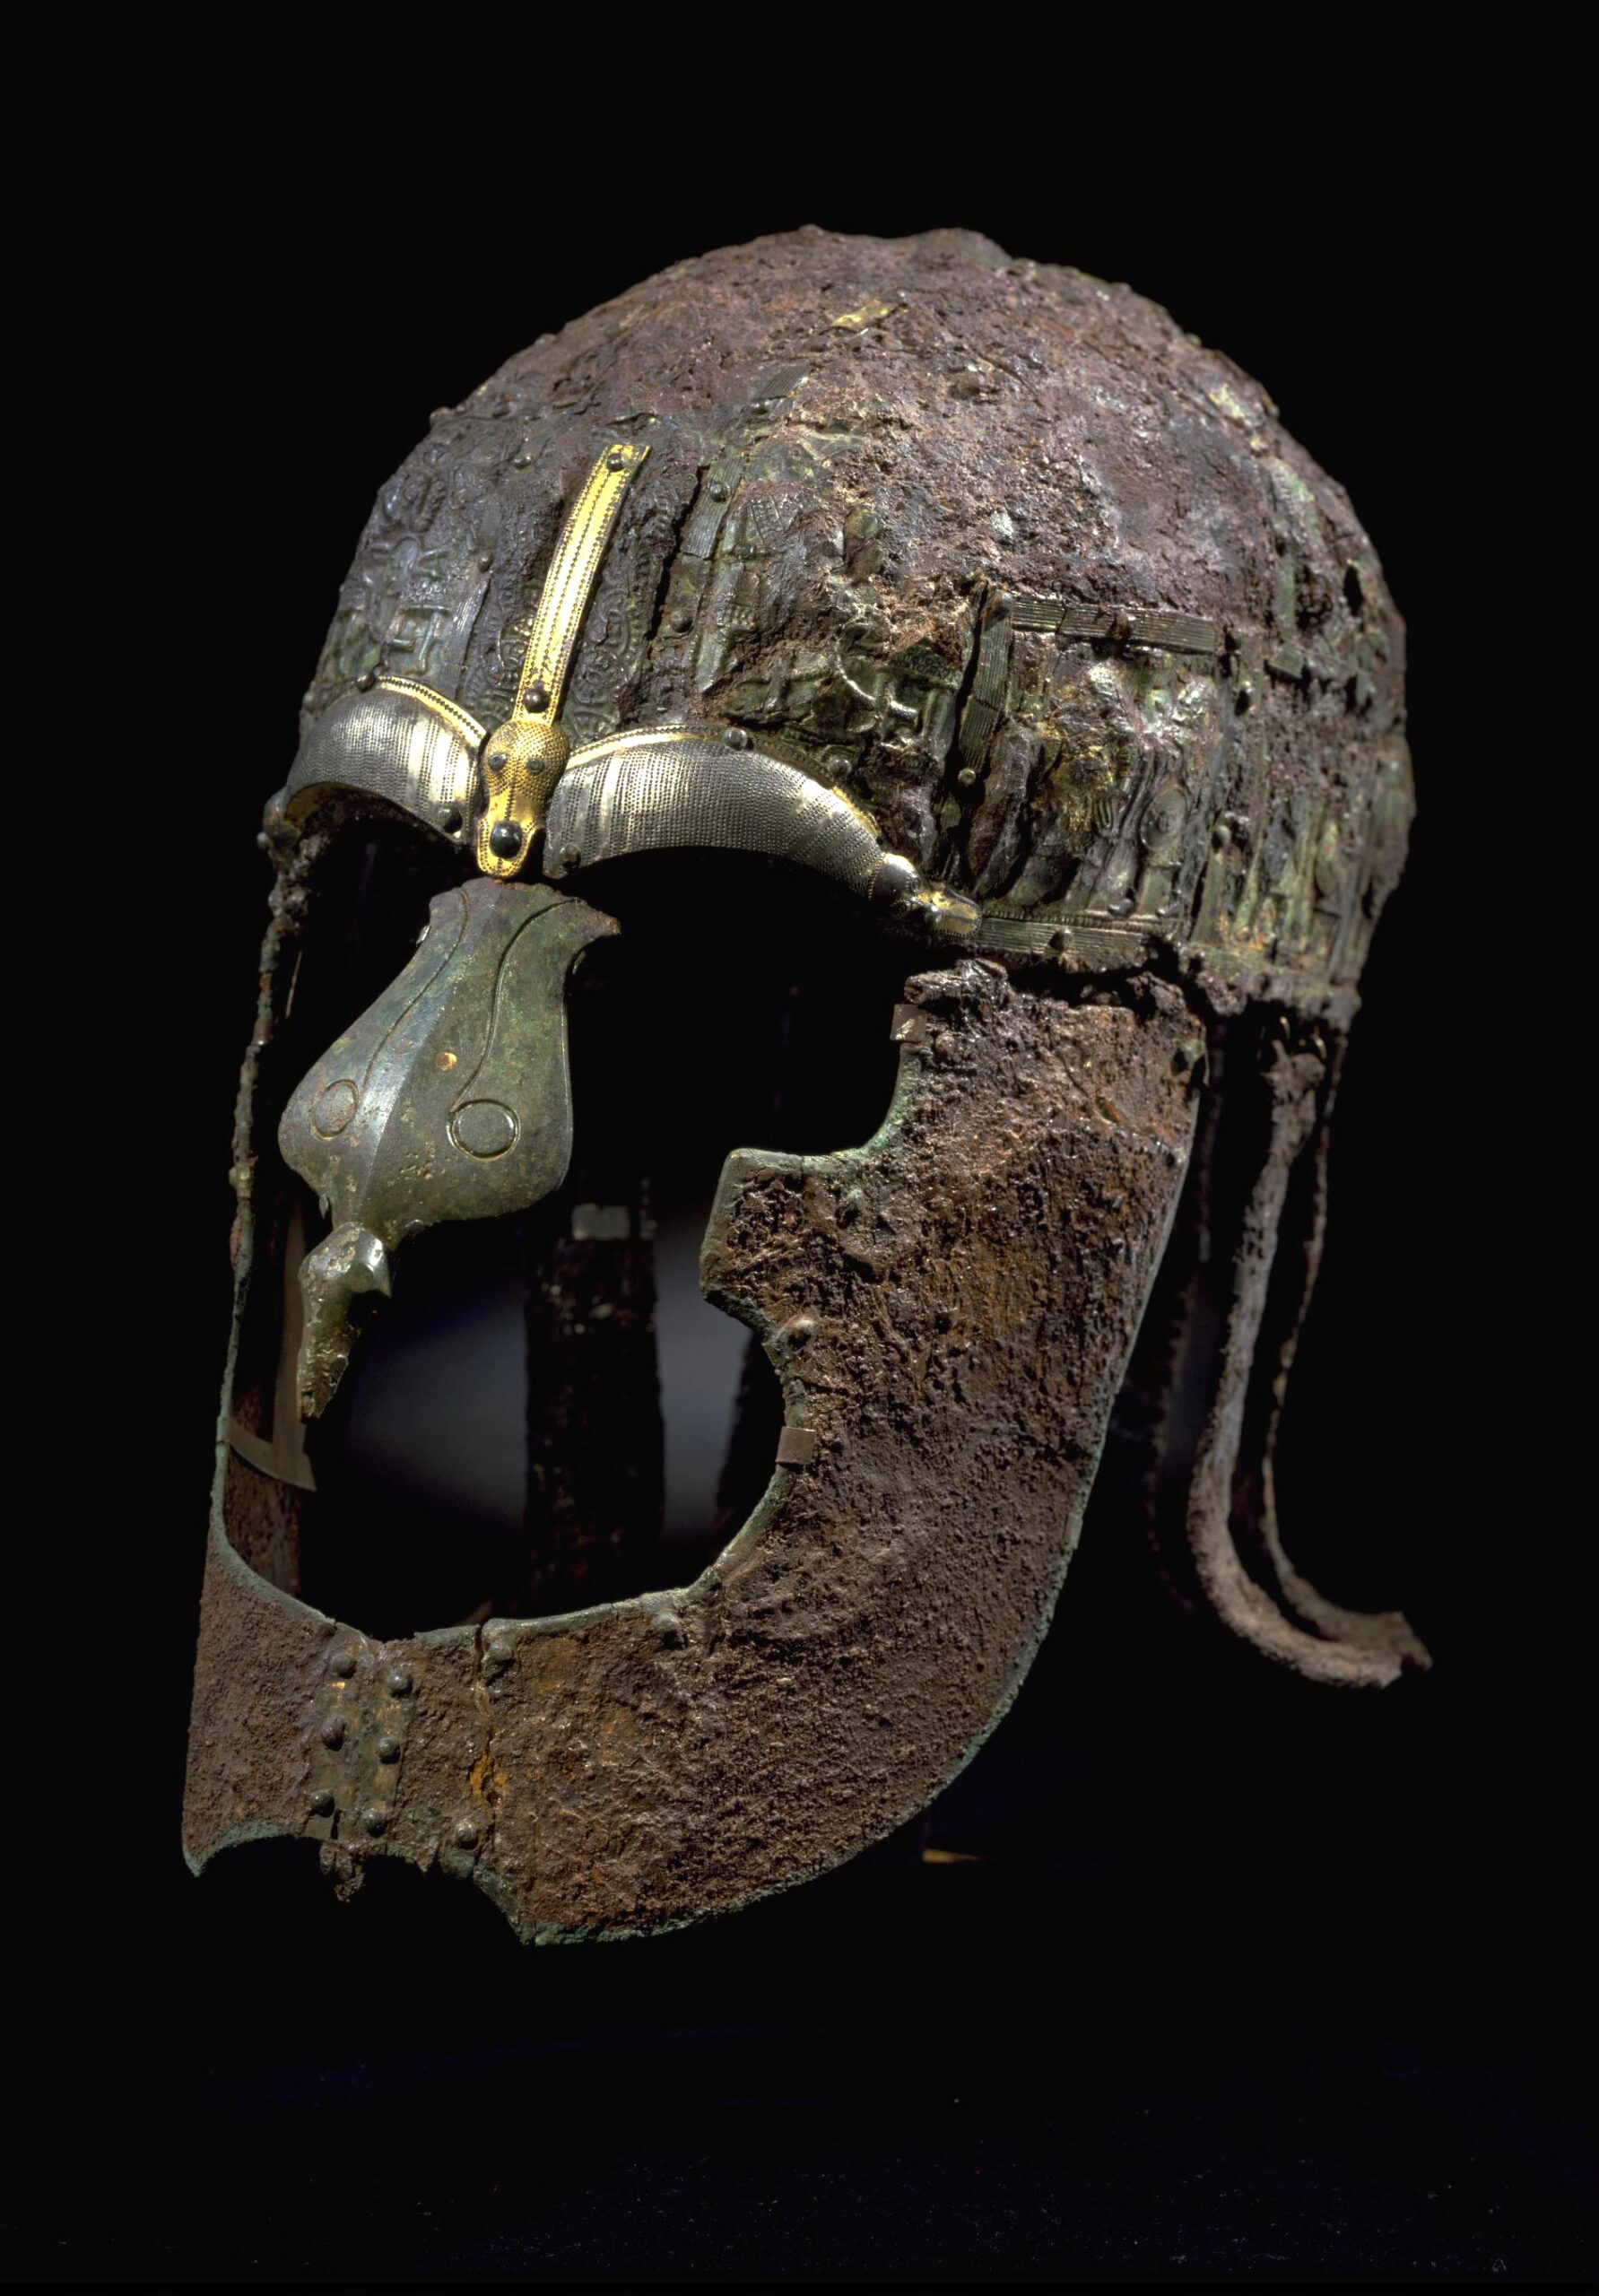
[303,1640,492,1862]
[303,1643,413,1840]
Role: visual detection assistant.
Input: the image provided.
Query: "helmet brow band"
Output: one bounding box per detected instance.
[544,726,977,938]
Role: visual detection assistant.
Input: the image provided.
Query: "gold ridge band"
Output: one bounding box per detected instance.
[517,442,647,724]
[475,441,649,879]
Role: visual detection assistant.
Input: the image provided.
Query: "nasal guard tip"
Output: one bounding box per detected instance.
[294,1222,393,1418]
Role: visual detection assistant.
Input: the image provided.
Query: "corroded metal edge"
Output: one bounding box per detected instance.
[185,961,1200,1940]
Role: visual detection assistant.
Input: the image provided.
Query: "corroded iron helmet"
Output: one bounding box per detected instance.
[186,227,1426,1942]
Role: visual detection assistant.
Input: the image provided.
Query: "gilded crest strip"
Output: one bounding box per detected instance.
[475,441,649,878]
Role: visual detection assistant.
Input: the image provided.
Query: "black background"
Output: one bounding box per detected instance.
[21,61,1586,2285]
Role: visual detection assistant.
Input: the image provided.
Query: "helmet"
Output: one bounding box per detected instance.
[186,227,1425,1942]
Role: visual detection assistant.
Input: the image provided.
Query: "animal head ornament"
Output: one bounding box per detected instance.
[186,229,1426,1942]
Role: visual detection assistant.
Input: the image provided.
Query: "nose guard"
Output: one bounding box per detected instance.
[187,961,1198,1939]
[279,879,617,1418]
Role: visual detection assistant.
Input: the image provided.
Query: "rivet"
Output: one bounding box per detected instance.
[477,552,494,572]
[511,448,534,469]
[438,804,464,835]
[724,726,752,750]
[453,1818,480,1848]
[312,1081,358,1139]
[309,1788,334,1816]
[355,670,377,692]
[489,751,508,770]
[362,1808,387,1837]
[377,1735,401,1763]
[670,609,692,631]
[489,822,524,858]
[387,1665,412,1695]
[871,854,919,908]
[330,1648,358,1676]
[522,679,550,711]
[485,1636,516,1670]
[319,1718,344,1749]
[558,844,581,871]
[956,766,979,791]
[1050,927,1072,951]
[708,479,728,502]
[605,448,628,471]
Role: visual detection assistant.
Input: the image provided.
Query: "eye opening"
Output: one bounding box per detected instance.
[231,840,912,1638]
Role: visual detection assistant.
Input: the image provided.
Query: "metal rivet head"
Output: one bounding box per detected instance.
[485,1636,516,1670]
[362,1807,387,1837]
[870,854,919,908]
[330,1648,358,1676]
[355,670,377,692]
[670,609,692,632]
[956,766,979,791]
[558,844,581,871]
[309,1788,334,1816]
[522,679,550,711]
[387,1665,412,1695]
[724,726,752,750]
[438,804,464,835]
[453,1818,480,1848]
[312,1082,358,1139]
[377,1735,401,1763]
[1050,927,1073,952]
[319,1718,344,1749]
[489,822,524,858]
[489,752,508,770]
[605,448,628,471]
[708,479,728,502]
[477,552,494,572]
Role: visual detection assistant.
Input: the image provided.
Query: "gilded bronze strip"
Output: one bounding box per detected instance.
[475,442,649,880]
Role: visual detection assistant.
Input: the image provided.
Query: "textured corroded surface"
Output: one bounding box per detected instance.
[187,963,1196,1936]
[188,229,1425,1942]
[293,226,1410,1010]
